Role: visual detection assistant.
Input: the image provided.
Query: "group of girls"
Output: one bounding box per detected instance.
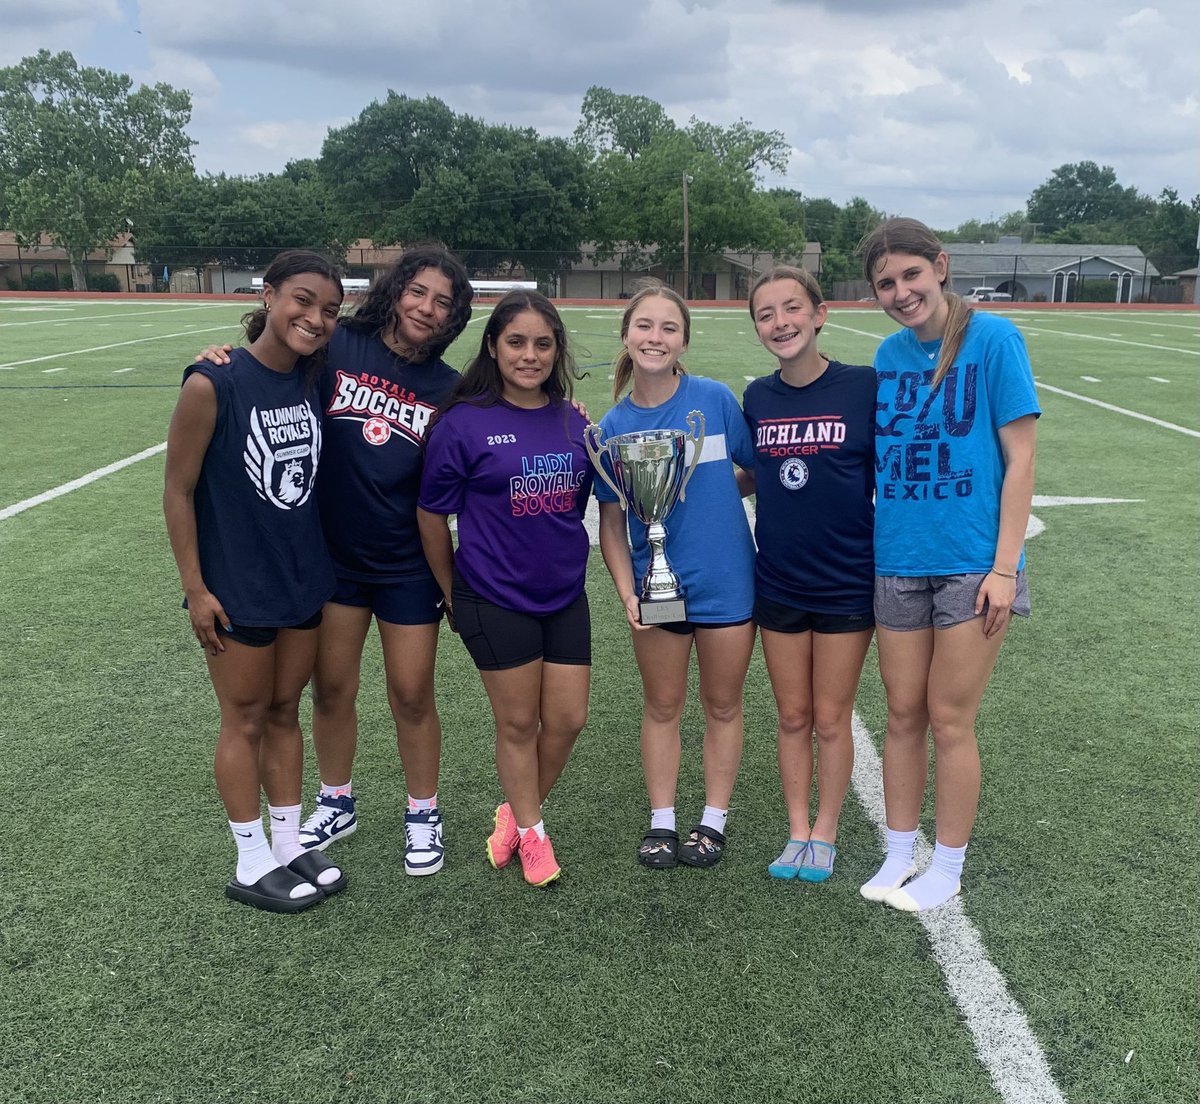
[166,216,1038,914]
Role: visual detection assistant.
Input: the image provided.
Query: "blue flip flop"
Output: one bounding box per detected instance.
[768,839,810,880]
[798,840,836,883]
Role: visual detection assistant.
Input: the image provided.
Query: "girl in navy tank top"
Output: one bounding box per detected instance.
[165,250,347,914]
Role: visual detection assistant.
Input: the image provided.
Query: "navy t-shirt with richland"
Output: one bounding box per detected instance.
[742,360,876,616]
[316,326,460,582]
[184,349,335,626]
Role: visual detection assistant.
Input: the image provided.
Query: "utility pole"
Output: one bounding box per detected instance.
[682,172,691,301]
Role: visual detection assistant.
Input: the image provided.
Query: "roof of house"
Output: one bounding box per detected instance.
[946,242,1159,278]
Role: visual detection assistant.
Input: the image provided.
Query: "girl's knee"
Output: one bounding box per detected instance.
[776,707,814,740]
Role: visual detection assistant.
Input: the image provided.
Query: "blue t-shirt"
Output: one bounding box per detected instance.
[419,399,594,615]
[873,311,1040,576]
[594,374,755,623]
[184,349,335,625]
[743,361,875,615]
[317,326,459,581]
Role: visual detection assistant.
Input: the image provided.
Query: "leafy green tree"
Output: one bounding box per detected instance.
[1141,188,1200,274]
[133,172,341,280]
[577,89,800,291]
[0,50,193,289]
[318,93,478,240]
[574,86,675,160]
[1027,162,1146,235]
[319,96,590,280]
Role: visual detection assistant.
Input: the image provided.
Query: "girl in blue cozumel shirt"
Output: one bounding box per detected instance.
[741,266,876,886]
[596,284,756,871]
[418,292,593,889]
[164,250,348,913]
[860,218,1039,913]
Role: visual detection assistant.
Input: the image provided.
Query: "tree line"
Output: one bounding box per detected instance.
[1,51,1196,292]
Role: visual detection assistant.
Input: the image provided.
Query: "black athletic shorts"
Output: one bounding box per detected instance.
[754,595,874,635]
[450,569,591,671]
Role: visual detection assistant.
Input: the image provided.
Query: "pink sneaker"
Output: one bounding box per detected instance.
[486,802,519,870]
[517,829,561,887]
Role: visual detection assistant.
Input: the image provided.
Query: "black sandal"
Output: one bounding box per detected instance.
[677,825,726,868]
[637,828,679,868]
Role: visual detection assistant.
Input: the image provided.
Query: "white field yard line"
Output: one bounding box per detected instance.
[1,313,494,517]
[0,304,235,328]
[0,324,240,369]
[0,443,166,521]
[1035,383,1200,438]
[850,714,1067,1104]
[1019,327,1197,357]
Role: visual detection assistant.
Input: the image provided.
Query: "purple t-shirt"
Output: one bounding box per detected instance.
[419,399,594,615]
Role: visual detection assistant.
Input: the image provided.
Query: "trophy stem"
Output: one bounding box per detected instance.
[642,521,683,600]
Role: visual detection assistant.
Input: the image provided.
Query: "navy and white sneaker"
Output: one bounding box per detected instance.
[404,808,444,876]
[298,793,357,851]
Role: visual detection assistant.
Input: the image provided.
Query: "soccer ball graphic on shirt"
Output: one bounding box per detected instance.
[363,417,391,445]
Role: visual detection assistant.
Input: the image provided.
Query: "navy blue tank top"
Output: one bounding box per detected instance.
[185,348,335,625]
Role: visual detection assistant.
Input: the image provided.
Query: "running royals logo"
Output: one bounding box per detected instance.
[244,402,321,509]
[779,457,809,490]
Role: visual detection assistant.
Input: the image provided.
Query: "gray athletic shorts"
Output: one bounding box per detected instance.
[874,572,1031,631]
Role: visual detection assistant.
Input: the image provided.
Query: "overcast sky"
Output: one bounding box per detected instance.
[3,0,1197,230]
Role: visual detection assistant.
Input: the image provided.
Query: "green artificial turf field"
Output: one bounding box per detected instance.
[2,297,1197,1103]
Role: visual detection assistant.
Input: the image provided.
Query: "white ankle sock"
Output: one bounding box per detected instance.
[650,806,676,832]
[518,819,546,841]
[887,840,966,912]
[408,792,437,812]
[320,780,352,799]
[230,817,278,886]
[860,827,918,902]
[268,803,304,866]
[700,805,728,834]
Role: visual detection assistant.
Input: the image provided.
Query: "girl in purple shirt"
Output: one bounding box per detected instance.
[418,292,593,889]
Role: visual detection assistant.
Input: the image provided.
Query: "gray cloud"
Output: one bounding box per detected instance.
[1,0,1195,226]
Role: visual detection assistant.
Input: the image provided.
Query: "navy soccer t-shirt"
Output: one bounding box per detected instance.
[742,360,875,615]
[316,326,459,581]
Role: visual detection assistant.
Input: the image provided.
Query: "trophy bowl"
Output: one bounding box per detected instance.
[584,410,705,624]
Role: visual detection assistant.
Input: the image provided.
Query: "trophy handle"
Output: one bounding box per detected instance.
[584,423,628,511]
[677,409,706,503]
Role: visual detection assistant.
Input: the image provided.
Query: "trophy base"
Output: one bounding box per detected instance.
[638,596,688,626]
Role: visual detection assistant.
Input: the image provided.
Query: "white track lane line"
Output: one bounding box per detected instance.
[0,443,166,521]
[850,715,1067,1104]
[0,324,238,369]
[0,304,233,328]
[1036,382,1200,438]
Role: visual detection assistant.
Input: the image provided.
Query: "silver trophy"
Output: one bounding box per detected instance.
[585,411,706,625]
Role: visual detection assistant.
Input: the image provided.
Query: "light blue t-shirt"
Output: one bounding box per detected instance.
[874,311,1040,576]
[595,373,755,622]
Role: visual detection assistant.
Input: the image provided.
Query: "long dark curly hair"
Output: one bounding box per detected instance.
[340,244,473,363]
